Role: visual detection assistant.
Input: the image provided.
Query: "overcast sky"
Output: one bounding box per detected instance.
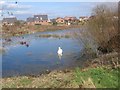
[0,0,118,20]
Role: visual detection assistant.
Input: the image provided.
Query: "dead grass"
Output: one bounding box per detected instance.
[1,70,78,88]
[2,24,81,38]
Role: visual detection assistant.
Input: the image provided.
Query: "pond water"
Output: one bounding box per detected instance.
[2,28,84,77]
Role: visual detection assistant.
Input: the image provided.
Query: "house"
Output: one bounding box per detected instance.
[64,16,77,21]
[79,16,89,22]
[55,16,78,25]
[50,19,57,25]
[34,14,50,25]
[89,15,96,19]
[26,14,50,25]
[50,19,56,22]
[34,15,48,21]
[26,17,34,25]
[2,17,17,25]
[64,16,78,25]
[56,17,65,24]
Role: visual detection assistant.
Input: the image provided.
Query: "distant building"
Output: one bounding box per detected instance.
[26,14,50,25]
[26,17,34,25]
[50,19,57,25]
[27,17,34,22]
[64,16,77,21]
[34,14,49,25]
[56,17,65,24]
[64,16,78,25]
[54,16,78,25]
[79,16,89,22]
[50,19,56,22]
[89,15,96,19]
[34,15,48,21]
[2,17,17,25]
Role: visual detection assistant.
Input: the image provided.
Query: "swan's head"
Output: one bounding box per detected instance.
[58,47,61,49]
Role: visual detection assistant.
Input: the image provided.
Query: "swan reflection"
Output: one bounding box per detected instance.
[58,53,62,60]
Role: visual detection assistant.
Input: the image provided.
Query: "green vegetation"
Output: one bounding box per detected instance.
[75,67,119,88]
[2,66,119,88]
[73,7,119,89]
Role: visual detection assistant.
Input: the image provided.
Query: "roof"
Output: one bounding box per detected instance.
[50,19,56,22]
[34,15,48,21]
[56,17,64,20]
[26,17,34,22]
[79,16,88,19]
[64,16,77,20]
[2,17,17,24]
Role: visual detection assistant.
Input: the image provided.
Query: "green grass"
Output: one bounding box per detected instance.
[18,77,32,86]
[2,66,119,88]
[74,67,119,88]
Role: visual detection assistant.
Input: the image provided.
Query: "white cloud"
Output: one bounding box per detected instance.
[0,1,5,4]
[0,0,32,17]
[17,5,32,9]
[0,0,32,10]
[15,11,33,14]
[7,4,18,9]
[6,4,32,10]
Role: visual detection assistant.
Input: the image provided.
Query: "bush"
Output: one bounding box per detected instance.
[87,4,118,53]
[74,3,119,54]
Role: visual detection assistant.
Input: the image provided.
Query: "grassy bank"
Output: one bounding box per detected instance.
[1,52,119,88]
[75,67,118,88]
[1,67,118,88]
[2,25,81,38]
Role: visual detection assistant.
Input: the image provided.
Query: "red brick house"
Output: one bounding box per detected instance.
[2,17,17,25]
[64,16,78,25]
[27,14,50,25]
[56,17,65,24]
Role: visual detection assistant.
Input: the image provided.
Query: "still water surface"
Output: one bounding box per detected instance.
[2,29,84,77]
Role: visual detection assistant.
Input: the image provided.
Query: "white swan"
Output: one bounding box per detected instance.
[57,47,63,60]
[57,47,63,55]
